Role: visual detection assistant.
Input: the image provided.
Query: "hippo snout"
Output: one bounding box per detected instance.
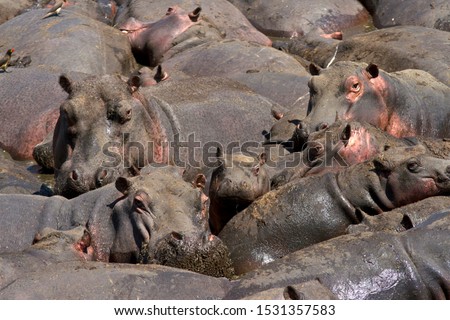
[153,231,234,278]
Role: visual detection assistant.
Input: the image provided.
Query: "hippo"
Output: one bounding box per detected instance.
[0,0,33,24]
[0,8,136,161]
[114,0,271,47]
[0,227,232,299]
[227,0,372,38]
[117,6,212,67]
[208,149,270,235]
[360,0,450,31]
[0,166,234,278]
[270,120,450,188]
[51,73,277,198]
[219,146,450,274]
[302,61,450,142]
[225,210,450,300]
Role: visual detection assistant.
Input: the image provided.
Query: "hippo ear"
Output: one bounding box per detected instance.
[258,152,267,165]
[115,177,133,195]
[194,173,206,190]
[309,63,321,76]
[372,156,392,173]
[189,7,202,22]
[154,65,169,82]
[340,124,352,142]
[59,74,73,94]
[127,75,142,93]
[366,64,379,79]
[271,105,287,120]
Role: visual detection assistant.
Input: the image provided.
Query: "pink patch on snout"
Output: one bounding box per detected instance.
[395,178,439,206]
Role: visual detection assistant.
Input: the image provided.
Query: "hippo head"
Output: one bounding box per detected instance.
[373,146,450,207]
[53,74,168,198]
[208,148,270,234]
[118,6,202,67]
[110,166,234,278]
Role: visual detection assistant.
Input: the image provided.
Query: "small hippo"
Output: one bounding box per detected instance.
[219,146,450,274]
[0,166,234,278]
[302,61,450,139]
[225,210,450,299]
[118,6,207,67]
[209,149,270,235]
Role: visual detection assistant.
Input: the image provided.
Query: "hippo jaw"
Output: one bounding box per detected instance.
[151,231,235,278]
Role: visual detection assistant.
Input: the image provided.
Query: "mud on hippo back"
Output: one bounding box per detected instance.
[299,61,450,145]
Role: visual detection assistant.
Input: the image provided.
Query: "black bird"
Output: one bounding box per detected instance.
[42,0,67,19]
[0,48,14,72]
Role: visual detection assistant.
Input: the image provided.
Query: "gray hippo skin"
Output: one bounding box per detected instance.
[52,73,276,198]
[226,210,450,300]
[219,146,450,274]
[303,61,450,139]
[271,120,450,188]
[114,0,271,46]
[117,6,211,67]
[209,149,270,235]
[0,227,232,299]
[0,166,234,277]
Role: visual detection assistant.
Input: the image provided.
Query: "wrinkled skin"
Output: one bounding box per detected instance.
[228,0,372,38]
[219,146,450,274]
[360,0,450,31]
[118,6,204,67]
[0,226,232,299]
[0,167,234,277]
[52,74,277,198]
[209,150,270,235]
[53,74,169,198]
[226,210,450,299]
[303,61,450,141]
[114,0,271,46]
[270,120,450,188]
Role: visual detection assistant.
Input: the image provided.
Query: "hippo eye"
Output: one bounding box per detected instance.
[350,82,361,92]
[406,159,421,173]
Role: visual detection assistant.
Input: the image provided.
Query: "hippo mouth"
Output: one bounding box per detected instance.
[151,232,235,278]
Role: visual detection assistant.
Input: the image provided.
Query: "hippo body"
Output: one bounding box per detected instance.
[228,0,372,38]
[360,0,450,31]
[52,74,276,198]
[219,147,450,274]
[305,61,450,139]
[0,166,233,277]
[226,210,450,300]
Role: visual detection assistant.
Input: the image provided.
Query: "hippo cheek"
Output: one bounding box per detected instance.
[391,178,440,207]
[152,232,234,278]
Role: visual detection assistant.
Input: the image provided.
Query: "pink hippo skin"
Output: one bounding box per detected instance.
[303,61,450,138]
[118,6,202,67]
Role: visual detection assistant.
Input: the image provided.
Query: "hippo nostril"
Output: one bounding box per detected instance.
[171,232,183,241]
[446,166,450,175]
[70,170,79,181]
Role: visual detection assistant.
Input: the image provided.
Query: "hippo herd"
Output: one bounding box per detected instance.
[0,0,449,300]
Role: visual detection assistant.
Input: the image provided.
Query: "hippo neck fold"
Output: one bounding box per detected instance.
[336,164,395,218]
[132,91,170,164]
